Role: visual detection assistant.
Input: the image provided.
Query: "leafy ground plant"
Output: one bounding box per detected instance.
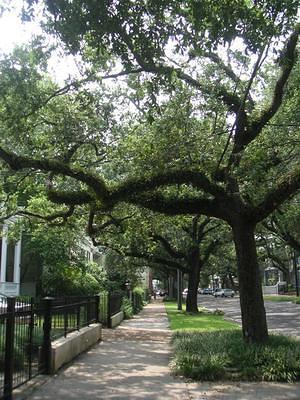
[170,330,300,382]
[121,297,134,319]
[166,302,300,382]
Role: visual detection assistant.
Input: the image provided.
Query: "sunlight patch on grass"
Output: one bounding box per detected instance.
[165,302,239,331]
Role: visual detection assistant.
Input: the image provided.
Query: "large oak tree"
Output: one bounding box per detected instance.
[0,1,299,342]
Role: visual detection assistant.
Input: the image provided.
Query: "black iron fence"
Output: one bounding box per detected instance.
[44,296,100,341]
[0,297,43,400]
[0,290,149,399]
[107,292,123,328]
[0,295,101,400]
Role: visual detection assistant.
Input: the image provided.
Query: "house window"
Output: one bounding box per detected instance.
[6,240,15,282]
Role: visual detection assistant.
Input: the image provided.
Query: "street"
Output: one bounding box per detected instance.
[197,295,300,337]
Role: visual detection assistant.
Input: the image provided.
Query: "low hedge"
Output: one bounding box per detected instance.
[171,330,300,382]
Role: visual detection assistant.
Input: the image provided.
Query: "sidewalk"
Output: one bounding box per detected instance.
[17,300,300,400]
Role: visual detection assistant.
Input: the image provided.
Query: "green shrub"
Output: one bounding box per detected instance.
[99,292,108,323]
[132,287,144,313]
[42,263,102,296]
[121,297,134,319]
[171,330,300,382]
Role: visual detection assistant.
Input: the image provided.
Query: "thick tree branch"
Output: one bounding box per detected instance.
[254,166,300,222]
[124,251,188,273]
[247,25,299,145]
[204,52,242,85]
[201,239,220,265]
[129,193,225,219]
[47,189,93,205]
[263,216,300,253]
[94,237,188,273]
[19,205,75,223]
[0,146,110,201]
[87,208,134,237]
[151,234,186,260]
[258,234,289,273]
[115,24,245,113]
[111,169,227,201]
[196,216,212,241]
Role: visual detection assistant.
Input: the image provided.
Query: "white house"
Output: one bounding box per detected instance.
[0,218,103,297]
[0,219,22,296]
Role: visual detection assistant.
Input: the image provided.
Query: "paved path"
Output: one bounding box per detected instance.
[17,300,300,400]
[197,295,300,336]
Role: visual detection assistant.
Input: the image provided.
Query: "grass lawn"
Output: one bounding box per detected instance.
[264,295,300,304]
[164,301,239,331]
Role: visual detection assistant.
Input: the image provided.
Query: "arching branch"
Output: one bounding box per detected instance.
[254,166,300,222]
[151,234,186,260]
[0,146,109,199]
[245,26,299,149]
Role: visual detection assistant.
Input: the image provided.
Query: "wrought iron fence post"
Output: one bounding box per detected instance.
[76,302,80,331]
[132,292,136,313]
[87,296,91,324]
[4,297,15,400]
[28,297,35,379]
[95,295,100,323]
[64,297,68,337]
[107,292,111,328]
[41,297,53,374]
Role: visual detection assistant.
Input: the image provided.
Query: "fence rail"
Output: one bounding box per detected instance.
[0,289,149,399]
[0,295,101,400]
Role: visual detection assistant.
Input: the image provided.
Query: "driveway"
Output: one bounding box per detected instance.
[197,295,300,337]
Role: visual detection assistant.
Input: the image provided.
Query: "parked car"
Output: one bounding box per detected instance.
[214,288,234,298]
[182,288,202,296]
[202,288,214,295]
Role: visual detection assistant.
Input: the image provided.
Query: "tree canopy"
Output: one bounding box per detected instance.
[0,0,299,342]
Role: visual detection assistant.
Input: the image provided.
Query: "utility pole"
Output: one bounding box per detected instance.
[293,251,299,297]
[177,269,182,310]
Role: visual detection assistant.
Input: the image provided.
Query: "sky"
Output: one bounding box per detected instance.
[0,2,41,53]
[0,2,80,84]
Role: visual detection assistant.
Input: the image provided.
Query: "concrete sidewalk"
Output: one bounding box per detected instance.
[17,300,300,400]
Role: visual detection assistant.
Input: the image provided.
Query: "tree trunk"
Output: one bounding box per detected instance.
[232,222,268,343]
[186,247,200,313]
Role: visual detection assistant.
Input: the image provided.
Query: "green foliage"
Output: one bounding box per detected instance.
[171,330,300,382]
[98,292,108,323]
[19,218,107,297]
[121,296,134,319]
[132,287,145,312]
[1,0,299,345]
[41,262,103,296]
[42,0,298,60]
[104,249,146,292]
